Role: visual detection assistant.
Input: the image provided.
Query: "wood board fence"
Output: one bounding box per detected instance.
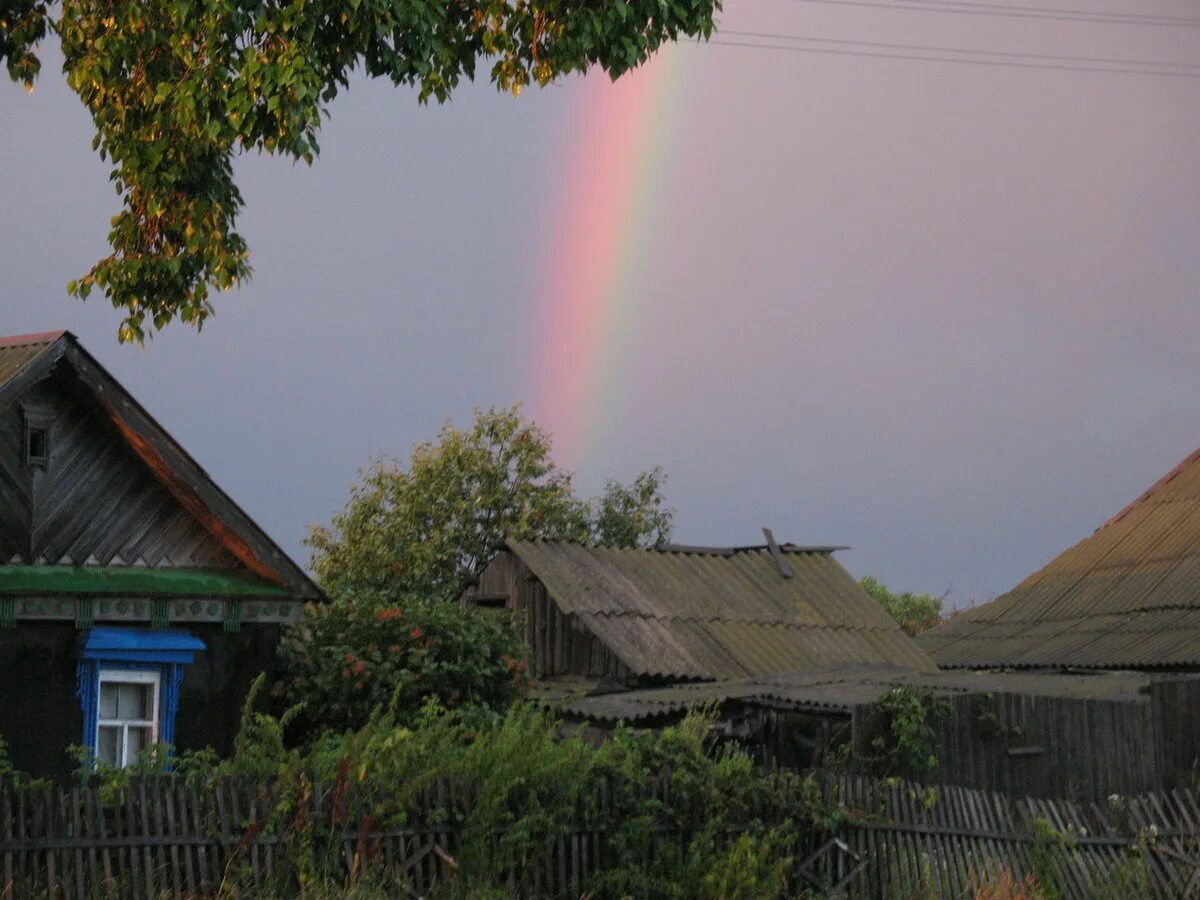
[3,772,1200,899]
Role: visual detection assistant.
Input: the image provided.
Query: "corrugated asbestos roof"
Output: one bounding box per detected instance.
[560,665,1155,724]
[0,331,62,392]
[508,540,936,679]
[923,444,1200,669]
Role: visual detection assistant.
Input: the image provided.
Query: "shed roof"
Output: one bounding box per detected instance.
[922,444,1200,669]
[561,665,1154,724]
[507,539,936,680]
[0,330,321,600]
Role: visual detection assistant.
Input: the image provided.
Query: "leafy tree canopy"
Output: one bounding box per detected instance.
[307,404,673,599]
[860,576,944,637]
[1,0,720,342]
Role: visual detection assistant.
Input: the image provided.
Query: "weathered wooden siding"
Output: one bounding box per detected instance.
[1149,675,1200,789]
[1,376,238,568]
[466,551,630,682]
[855,691,1162,799]
[0,399,30,561]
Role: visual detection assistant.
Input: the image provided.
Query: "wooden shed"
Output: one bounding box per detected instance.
[563,665,1200,799]
[463,538,935,686]
[0,331,323,779]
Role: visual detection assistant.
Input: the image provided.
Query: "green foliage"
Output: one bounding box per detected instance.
[860,576,944,636]
[1027,817,1073,900]
[231,674,305,776]
[2,0,720,342]
[307,405,673,600]
[1088,851,1150,900]
[301,703,799,899]
[589,467,674,549]
[866,687,950,776]
[278,591,524,737]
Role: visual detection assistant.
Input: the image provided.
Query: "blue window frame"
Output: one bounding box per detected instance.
[76,627,205,766]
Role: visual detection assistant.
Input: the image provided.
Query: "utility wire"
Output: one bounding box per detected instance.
[722,28,1200,69]
[706,37,1200,77]
[901,0,1200,26]
[774,0,1200,27]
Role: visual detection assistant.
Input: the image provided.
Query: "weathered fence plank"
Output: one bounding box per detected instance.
[0,772,1197,899]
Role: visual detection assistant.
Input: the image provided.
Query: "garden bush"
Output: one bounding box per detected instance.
[276,591,524,738]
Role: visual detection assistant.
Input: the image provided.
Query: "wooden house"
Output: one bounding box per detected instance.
[0,331,322,778]
[922,443,1200,671]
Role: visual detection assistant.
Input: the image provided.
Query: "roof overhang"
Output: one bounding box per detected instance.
[0,565,292,598]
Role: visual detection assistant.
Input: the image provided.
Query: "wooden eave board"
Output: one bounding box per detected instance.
[0,564,291,597]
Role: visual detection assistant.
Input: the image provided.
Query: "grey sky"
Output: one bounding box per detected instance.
[2,2,1198,605]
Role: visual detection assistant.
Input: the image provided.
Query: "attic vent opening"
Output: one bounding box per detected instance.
[26,427,47,463]
[24,421,49,468]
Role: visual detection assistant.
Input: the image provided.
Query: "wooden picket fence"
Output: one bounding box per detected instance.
[3,772,1200,899]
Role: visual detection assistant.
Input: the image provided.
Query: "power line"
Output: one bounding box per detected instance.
[773,0,1200,27]
[705,37,1200,77]
[902,0,1200,26]
[722,28,1200,70]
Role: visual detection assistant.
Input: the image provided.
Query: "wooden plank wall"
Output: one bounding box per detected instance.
[1,377,237,568]
[860,692,1163,799]
[466,553,629,682]
[1150,677,1200,790]
[3,773,1200,899]
[0,401,30,561]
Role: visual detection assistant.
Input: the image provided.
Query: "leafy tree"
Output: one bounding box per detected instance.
[590,467,673,549]
[307,405,673,600]
[278,591,523,736]
[1,0,721,342]
[860,576,944,637]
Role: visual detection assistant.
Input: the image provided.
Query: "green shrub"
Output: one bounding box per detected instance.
[865,687,950,776]
[277,591,525,737]
[860,576,943,636]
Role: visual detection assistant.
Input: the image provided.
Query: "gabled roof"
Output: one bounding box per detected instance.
[922,444,1200,669]
[507,539,936,680]
[0,330,321,600]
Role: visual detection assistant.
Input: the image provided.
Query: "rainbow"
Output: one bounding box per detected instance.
[530,47,691,472]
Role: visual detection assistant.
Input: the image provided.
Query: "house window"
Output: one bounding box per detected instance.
[96,670,160,767]
[77,627,206,768]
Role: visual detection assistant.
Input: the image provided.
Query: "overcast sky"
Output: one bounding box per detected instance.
[2,2,1198,605]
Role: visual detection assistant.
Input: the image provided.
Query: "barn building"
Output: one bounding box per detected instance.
[0,330,322,779]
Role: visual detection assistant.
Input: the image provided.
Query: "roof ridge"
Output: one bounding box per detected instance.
[512,537,845,555]
[0,330,68,349]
